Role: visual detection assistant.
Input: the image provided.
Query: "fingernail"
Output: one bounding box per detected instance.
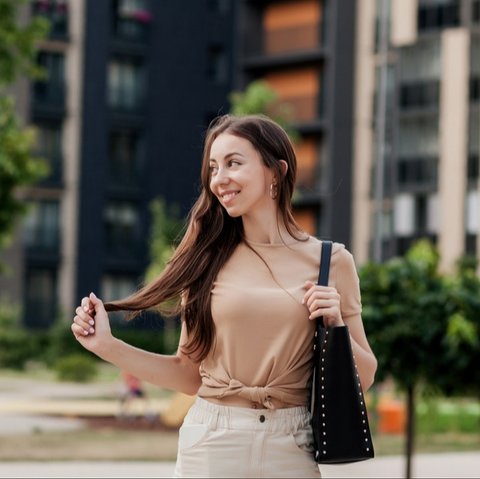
[83,330,89,336]
[89,328,95,334]
[89,320,94,326]
[84,306,89,312]
[90,292,97,299]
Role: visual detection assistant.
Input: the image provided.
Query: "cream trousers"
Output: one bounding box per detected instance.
[173,397,321,478]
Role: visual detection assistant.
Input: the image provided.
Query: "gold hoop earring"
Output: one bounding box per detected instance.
[270,182,278,200]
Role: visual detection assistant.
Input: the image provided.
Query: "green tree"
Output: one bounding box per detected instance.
[144,198,184,283]
[0,0,49,261]
[359,240,450,478]
[144,198,184,352]
[229,79,298,141]
[434,256,480,397]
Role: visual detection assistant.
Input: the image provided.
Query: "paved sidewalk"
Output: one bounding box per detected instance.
[1,376,479,478]
[0,452,479,478]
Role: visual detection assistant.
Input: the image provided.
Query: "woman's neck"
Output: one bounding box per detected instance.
[241,212,297,245]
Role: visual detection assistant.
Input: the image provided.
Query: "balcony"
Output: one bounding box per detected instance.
[396,156,438,193]
[243,24,326,71]
[112,0,151,44]
[418,1,460,32]
[400,80,440,111]
[32,0,69,40]
[267,94,323,130]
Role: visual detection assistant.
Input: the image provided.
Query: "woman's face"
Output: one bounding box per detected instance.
[208,133,275,218]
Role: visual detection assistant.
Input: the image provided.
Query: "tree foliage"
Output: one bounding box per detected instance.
[359,239,480,477]
[144,198,184,283]
[229,79,298,141]
[360,239,480,396]
[0,0,50,256]
[0,0,49,87]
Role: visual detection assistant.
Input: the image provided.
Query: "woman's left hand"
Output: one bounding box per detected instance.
[302,281,344,327]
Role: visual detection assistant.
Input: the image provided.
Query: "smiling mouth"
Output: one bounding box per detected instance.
[221,192,239,202]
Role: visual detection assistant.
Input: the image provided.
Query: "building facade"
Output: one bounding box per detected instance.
[237,0,357,245]
[1,0,360,328]
[353,0,480,270]
[0,0,237,327]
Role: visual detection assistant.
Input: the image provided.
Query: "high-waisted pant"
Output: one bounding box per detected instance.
[173,397,321,478]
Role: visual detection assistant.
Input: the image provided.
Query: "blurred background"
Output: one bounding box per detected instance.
[0,0,479,477]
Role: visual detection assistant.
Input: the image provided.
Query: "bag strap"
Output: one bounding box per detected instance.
[316,240,332,330]
[317,240,332,287]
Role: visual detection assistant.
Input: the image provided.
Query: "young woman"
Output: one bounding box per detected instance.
[71,114,377,478]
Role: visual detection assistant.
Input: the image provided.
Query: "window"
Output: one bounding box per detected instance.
[32,0,68,38]
[470,77,480,102]
[418,0,460,31]
[34,122,63,182]
[467,155,479,182]
[466,190,479,234]
[24,268,57,328]
[108,130,144,185]
[34,52,65,106]
[104,201,141,254]
[468,113,479,183]
[101,274,138,302]
[107,59,145,110]
[473,0,480,23]
[23,200,60,250]
[112,0,151,41]
[397,157,438,187]
[398,117,439,159]
[399,39,441,83]
[101,273,140,322]
[393,192,438,237]
[400,81,439,109]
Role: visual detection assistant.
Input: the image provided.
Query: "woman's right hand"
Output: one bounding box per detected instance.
[71,292,113,356]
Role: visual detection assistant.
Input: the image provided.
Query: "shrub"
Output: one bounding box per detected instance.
[54,353,98,382]
[0,329,36,369]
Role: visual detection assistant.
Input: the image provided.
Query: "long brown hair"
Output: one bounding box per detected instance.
[104,114,305,361]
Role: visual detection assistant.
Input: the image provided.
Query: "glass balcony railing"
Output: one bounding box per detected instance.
[263,24,321,55]
[245,23,322,58]
[268,95,319,124]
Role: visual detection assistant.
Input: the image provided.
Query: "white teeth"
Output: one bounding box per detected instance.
[222,192,238,201]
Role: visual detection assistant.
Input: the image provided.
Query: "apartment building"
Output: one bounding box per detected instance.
[353,0,480,269]
[0,0,236,327]
[2,0,361,328]
[237,0,357,245]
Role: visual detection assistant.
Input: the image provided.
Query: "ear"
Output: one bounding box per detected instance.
[279,160,288,178]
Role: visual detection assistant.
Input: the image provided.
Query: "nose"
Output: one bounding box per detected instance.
[210,167,230,189]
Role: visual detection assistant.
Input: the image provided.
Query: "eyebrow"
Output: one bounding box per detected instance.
[209,152,244,163]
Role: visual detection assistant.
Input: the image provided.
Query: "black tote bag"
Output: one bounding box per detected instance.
[310,240,375,464]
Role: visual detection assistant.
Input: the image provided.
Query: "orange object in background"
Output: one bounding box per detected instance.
[377,400,406,434]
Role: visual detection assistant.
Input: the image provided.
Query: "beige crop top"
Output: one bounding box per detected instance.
[197,236,362,409]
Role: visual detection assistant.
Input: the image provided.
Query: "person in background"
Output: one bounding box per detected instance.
[71,114,377,478]
[118,370,148,420]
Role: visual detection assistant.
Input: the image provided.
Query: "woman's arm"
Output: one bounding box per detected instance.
[71,292,202,395]
[304,283,377,392]
[342,313,377,391]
